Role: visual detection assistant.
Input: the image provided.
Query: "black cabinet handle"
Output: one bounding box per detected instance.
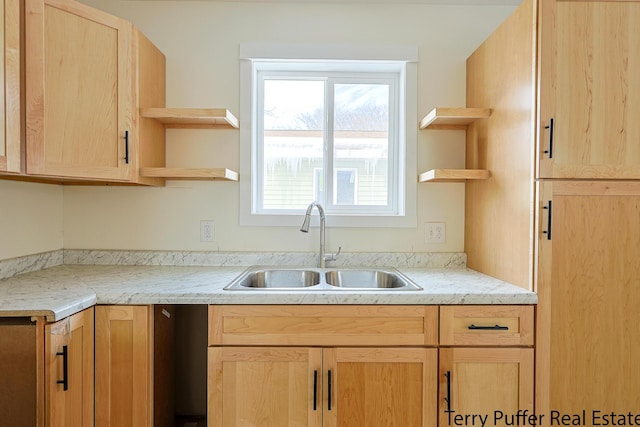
[327,370,332,411]
[543,200,552,240]
[444,371,451,412]
[313,370,318,411]
[56,345,68,391]
[124,130,130,164]
[468,324,509,330]
[544,118,554,158]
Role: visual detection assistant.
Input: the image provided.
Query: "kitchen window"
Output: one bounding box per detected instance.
[239,44,418,227]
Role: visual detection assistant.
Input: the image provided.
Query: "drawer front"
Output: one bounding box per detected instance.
[440,305,534,346]
[209,305,438,347]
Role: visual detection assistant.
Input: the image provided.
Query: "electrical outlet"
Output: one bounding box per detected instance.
[200,220,215,242]
[425,222,446,243]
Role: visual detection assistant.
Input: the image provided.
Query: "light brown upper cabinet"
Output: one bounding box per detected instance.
[0,0,21,174]
[538,1,640,178]
[26,0,134,181]
[25,0,166,184]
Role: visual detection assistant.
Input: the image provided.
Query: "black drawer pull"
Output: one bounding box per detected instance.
[327,370,332,411]
[444,371,451,412]
[468,324,509,331]
[313,370,318,411]
[56,345,68,391]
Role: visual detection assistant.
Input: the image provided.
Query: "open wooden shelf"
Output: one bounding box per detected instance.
[139,167,239,181]
[140,108,239,129]
[418,169,489,183]
[419,107,491,130]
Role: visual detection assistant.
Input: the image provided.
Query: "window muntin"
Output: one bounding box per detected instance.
[254,63,402,216]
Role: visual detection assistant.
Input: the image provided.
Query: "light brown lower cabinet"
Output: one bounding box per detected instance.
[438,305,534,427]
[94,304,175,427]
[45,307,95,427]
[0,307,95,427]
[208,305,439,427]
[208,346,437,427]
[438,348,533,427]
[95,305,152,427]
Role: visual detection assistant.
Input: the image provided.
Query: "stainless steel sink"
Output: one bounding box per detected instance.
[224,266,421,291]
[325,268,420,290]
[225,268,320,290]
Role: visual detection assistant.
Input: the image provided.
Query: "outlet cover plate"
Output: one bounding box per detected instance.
[425,222,446,243]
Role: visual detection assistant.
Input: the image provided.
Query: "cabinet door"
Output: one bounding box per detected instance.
[539,1,640,178]
[439,348,533,427]
[25,0,133,181]
[324,347,437,427]
[45,307,94,427]
[0,0,20,174]
[208,346,322,427]
[536,181,640,416]
[95,305,151,427]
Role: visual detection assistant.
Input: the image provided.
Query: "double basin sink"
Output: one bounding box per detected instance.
[224,266,422,291]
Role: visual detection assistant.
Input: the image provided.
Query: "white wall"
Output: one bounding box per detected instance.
[60,0,515,254]
[0,180,63,260]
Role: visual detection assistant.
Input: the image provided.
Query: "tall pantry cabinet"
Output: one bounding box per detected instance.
[465,0,640,417]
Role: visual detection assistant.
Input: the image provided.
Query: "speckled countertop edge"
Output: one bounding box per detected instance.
[0,264,537,321]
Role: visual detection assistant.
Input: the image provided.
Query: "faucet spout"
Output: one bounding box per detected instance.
[300,202,326,268]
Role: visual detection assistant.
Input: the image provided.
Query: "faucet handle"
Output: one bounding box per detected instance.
[325,246,342,263]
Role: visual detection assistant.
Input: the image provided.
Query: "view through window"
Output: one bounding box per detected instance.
[256,64,402,216]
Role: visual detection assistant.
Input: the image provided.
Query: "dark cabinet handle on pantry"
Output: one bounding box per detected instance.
[56,345,69,391]
[544,118,554,158]
[543,200,552,240]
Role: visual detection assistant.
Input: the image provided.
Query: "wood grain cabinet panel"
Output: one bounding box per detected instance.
[95,305,152,427]
[208,346,437,427]
[324,347,437,427]
[0,318,41,427]
[536,181,640,416]
[45,307,94,427]
[208,305,438,347]
[0,0,21,174]
[208,305,439,427]
[440,305,534,346]
[21,0,166,185]
[539,0,640,178]
[208,347,323,427]
[439,348,533,427]
[25,0,134,181]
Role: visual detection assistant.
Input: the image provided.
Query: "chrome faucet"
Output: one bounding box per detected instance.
[300,202,340,268]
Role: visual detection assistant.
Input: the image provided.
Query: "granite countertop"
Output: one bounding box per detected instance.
[0,264,537,321]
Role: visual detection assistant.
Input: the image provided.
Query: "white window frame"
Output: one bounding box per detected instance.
[239,43,418,228]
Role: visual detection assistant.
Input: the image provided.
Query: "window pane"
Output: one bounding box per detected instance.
[335,169,357,205]
[333,83,389,206]
[262,80,324,209]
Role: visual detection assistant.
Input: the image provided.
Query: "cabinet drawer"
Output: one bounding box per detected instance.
[440,305,533,346]
[208,305,438,346]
